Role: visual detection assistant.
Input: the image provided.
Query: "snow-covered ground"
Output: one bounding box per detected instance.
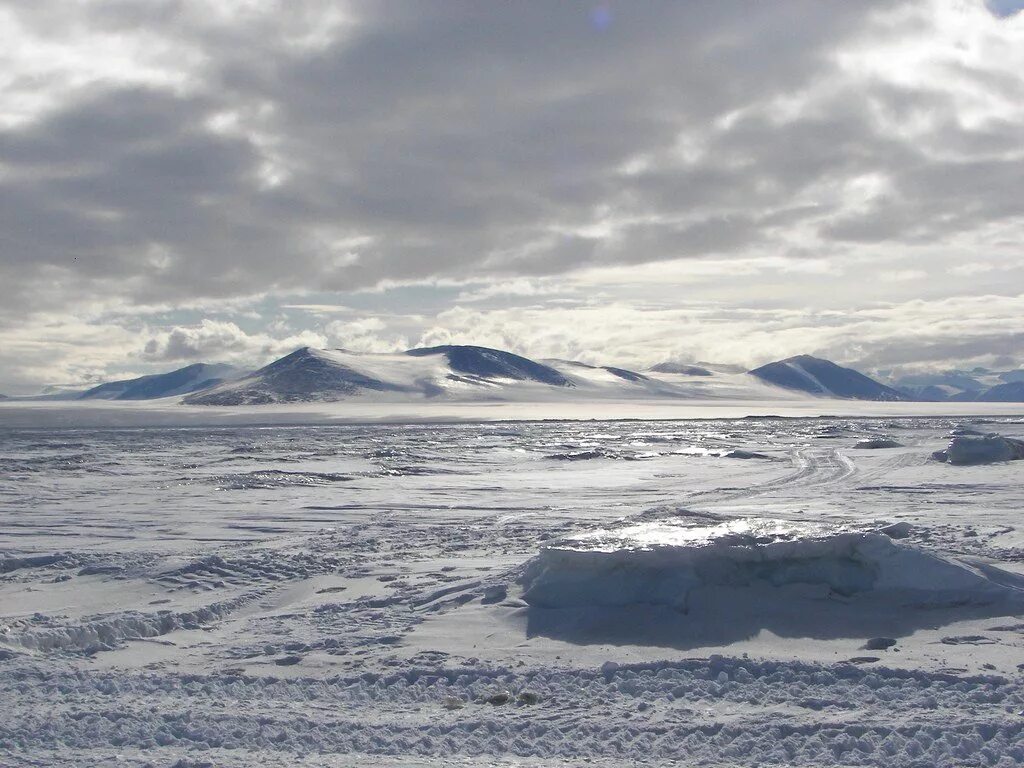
[2,414,1024,766]
[4,396,1024,428]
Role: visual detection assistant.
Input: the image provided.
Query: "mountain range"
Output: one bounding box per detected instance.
[891,368,1024,402]
[6,347,1024,405]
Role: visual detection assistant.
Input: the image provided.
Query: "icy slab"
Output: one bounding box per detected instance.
[932,433,1024,465]
[521,518,1024,610]
[853,437,902,449]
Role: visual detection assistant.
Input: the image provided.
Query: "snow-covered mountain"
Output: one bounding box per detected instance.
[78,363,242,401]
[956,381,1024,403]
[891,368,1024,402]
[893,371,986,395]
[184,346,577,406]
[407,345,573,387]
[749,355,908,401]
[46,347,1024,407]
[182,346,805,406]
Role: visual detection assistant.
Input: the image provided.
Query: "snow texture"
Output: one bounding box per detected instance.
[3,415,1024,766]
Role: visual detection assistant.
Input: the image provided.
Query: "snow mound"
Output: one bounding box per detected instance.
[721,449,773,459]
[854,437,903,449]
[521,518,1022,610]
[3,594,253,653]
[931,434,1024,465]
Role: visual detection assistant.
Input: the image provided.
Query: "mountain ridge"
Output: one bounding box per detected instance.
[78,363,242,401]
[11,347,1022,405]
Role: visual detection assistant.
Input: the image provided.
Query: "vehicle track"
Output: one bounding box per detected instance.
[687,447,861,507]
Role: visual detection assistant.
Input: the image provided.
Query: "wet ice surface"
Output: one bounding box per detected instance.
[2,416,1024,766]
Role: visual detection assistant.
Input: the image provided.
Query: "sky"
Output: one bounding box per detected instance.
[0,0,1022,394]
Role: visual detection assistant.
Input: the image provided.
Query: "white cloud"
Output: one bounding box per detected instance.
[324,318,408,353]
[948,261,996,276]
[142,319,326,364]
[456,278,568,303]
[879,270,928,282]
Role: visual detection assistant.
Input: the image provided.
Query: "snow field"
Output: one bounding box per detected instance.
[3,416,1024,766]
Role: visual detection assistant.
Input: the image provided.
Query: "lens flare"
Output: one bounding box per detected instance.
[590,3,613,31]
[986,0,1024,18]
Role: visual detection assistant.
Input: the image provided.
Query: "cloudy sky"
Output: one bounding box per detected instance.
[1,0,1022,394]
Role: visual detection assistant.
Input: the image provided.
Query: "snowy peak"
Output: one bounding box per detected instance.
[406,345,572,387]
[749,355,907,401]
[78,363,241,401]
[183,347,405,405]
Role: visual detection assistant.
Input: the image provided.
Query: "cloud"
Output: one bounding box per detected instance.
[324,317,409,353]
[1,0,1023,390]
[456,278,569,303]
[142,319,326,363]
[414,293,1024,375]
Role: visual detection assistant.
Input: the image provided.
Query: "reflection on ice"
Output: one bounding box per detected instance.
[560,518,841,553]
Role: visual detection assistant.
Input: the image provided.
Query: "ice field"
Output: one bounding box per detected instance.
[2,415,1024,766]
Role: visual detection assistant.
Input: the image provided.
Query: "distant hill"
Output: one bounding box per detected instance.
[975,381,1024,402]
[79,363,241,401]
[183,348,405,405]
[892,368,1024,403]
[894,371,986,393]
[896,384,957,402]
[750,355,908,401]
[649,362,713,376]
[960,381,1024,403]
[546,359,650,383]
[406,345,572,387]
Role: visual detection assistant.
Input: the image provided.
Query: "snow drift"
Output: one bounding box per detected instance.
[931,434,1024,465]
[521,519,1021,611]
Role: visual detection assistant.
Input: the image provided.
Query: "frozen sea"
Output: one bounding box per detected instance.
[2,415,1024,766]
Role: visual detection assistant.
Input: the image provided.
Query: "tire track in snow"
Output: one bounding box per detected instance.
[687,448,861,507]
[2,658,1022,767]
